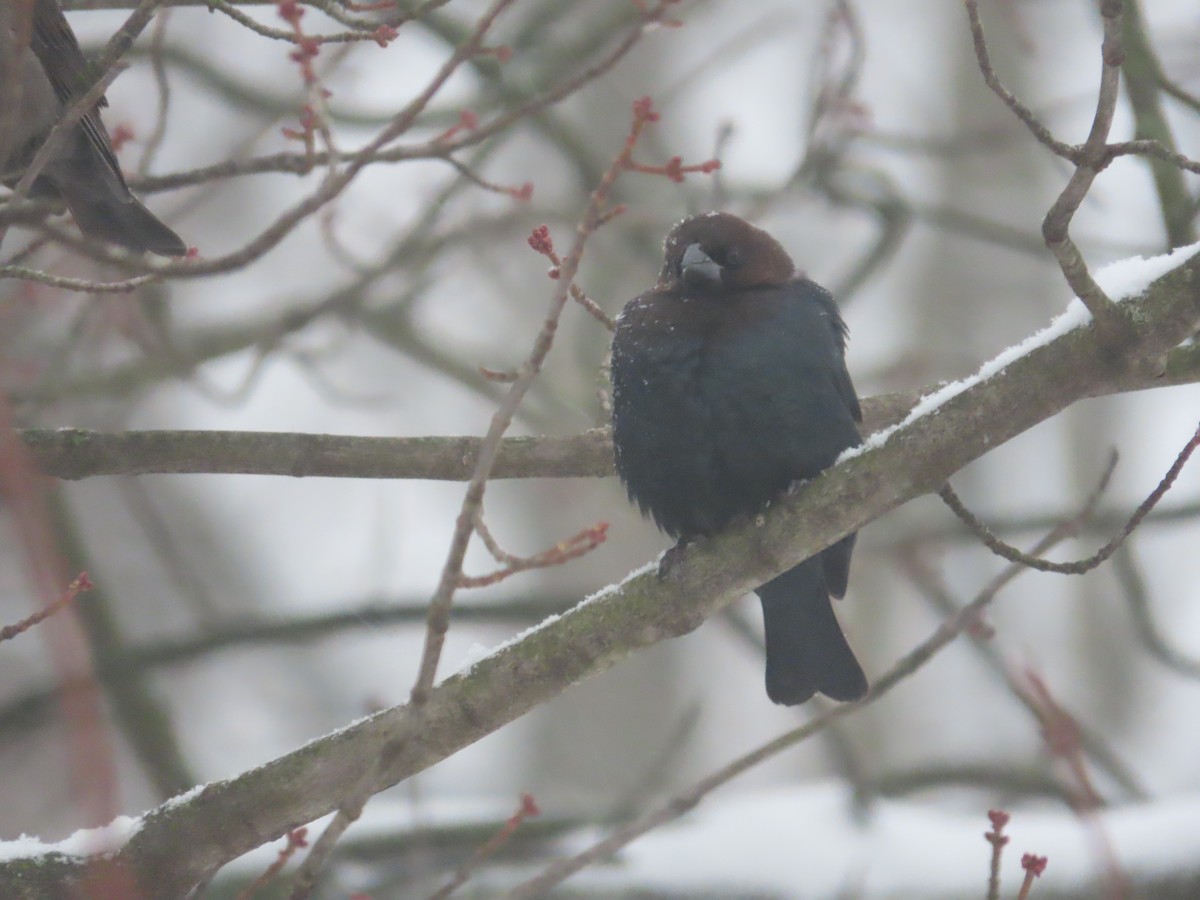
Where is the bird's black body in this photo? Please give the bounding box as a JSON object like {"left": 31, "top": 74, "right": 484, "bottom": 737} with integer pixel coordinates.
{"left": 0, "top": 0, "right": 186, "bottom": 256}
{"left": 610, "top": 212, "right": 867, "bottom": 705}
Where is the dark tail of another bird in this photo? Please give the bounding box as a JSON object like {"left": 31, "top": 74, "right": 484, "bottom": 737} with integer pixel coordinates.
{"left": 756, "top": 555, "right": 867, "bottom": 705}
{"left": 37, "top": 138, "right": 187, "bottom": 257}
{"left": 60, "top": 184, "right": 187, "bottom": 257}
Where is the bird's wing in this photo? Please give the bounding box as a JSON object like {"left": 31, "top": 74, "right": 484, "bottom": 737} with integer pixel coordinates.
{"left": 30, "top": 0, "right": 124, "bottom": 181}
{"left": 31, "top": 0, "right": 103, "bottom": 107}
{"left": 802, "top": 279, "right": 862, "bottom": 423}
{"left": 704, "top": 286, "right": 862, "bottom": 479}
{"left": 703, "top": 284, "right": 864, "bottom": 592}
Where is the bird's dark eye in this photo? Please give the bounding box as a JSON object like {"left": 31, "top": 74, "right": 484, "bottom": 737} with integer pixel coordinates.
{"left": 722, "top": 247, "right": 745, "bottom": 269}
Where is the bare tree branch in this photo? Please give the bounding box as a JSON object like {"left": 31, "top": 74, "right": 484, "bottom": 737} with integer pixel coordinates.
{"left": 939, "top": 421, "right": 1200, "bottom": 574}
{"left": 15, "top": 339, "right": 1200, "bottom": 480}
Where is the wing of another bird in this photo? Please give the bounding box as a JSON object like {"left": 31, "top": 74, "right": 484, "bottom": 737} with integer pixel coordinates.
{"left": 30, "top": 0, "right": 124, "bottom": 182}
{"left": 31, "top": 0, "right": 104, "bottom": 108}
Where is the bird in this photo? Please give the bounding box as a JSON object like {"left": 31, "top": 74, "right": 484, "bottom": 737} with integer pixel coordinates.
{"left": 0, "top": 0, "right": 187, "bottom": 256}
{"left": 610, "top": 211, "right": 868, "bottom": 705}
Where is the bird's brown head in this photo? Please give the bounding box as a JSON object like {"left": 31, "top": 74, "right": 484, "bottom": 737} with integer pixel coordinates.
{"left": 658, "top": 212, "right": 795, "bottom": 293}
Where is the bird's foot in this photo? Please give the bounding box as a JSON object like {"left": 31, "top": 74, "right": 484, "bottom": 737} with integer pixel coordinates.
{"left": 658, "top": 538, "right": 695, "bottom": 578}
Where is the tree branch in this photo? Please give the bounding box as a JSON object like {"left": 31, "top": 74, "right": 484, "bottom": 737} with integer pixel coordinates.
{"left": 17, "top": 340, "right": 1200, "bottom": 481}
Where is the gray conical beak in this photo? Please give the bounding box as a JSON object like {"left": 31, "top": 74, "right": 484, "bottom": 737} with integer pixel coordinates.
{"left": 680, "top": 242, "right": 722, "bottom": 287}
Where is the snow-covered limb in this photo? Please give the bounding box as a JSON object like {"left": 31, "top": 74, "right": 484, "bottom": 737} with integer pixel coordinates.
{"left": 2, "top": 249, "right": 1198, "bottom": 898}
{"left": 0, "top": 816, "right": 141, "bottom": 864}
{"left": 845, "top": 241, "right": 1200, "bottom": 458}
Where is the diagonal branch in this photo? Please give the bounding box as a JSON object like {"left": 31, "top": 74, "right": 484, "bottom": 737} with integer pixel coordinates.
{"left": 939, "top": 420, "right": 1200, "bottom": 574}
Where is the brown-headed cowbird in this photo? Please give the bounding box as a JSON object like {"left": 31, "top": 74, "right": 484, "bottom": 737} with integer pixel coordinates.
{"left": 610, "top": 212, "right": 867, "bottom": 705}
{"left": 0, "top": 0, "right": 186, "bottom": 256}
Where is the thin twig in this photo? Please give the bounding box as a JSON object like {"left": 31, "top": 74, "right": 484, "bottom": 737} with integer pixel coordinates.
{"left": 0, "top": 267, "right": 159, "bottom": 292}
{"left": 137, "top": 11, "right": 173, "bottom": 177}
{"left": 428, "top": 794, "right": 540, "bottom": 900}
{"left": 1113, "top": 543, "right": 1200, "bottom": 679}
{"left": 1156, "top": 71, "right": 1200, "bottom": 115}
{"left": 287, "top": 799, "right": 366, "bottom": 900}
{"left": 0, "top": 571, "right": 93, "bottom": 643}
{"left": 962, "top": 0, "right": 1130, "bottom": 332}
{"left": 235, "top": 829, "right": 308, "bottom": 900}
{"left": 462, "top": 514, "right": 608, "bottom": 589}
{"left": 1017, "top": 854, "right": 1048, "bottom": 900}
{"left": 985, "top": 809, "right": 1010, "bottom": 900}
{"left": 961, "top": 0, "right": 1076, "bottom": 161}
{"left": 1037, "top": 0, "right": 1127, "bottom": 328}
{"left": 940, "top": 422, "right": 1200, "bottom": 574}
{"left": 1104, "top": 138, "right": 1200, "bottom": 175}
{"left": 1017, "top": 672, "right": 1128, "bottom": 899}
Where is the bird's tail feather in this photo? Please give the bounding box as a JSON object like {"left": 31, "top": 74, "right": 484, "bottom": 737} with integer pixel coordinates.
{"left": 38, "top": 140, "right": 187, "bottom": 257}
{"left": 62, "top": 188, "right": 187, "bottom": 257}
{"left": 757, "top": 557, "right": 867, "bottom": 705}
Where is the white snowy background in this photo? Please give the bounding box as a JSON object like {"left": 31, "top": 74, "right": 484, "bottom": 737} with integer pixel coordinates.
{"left": 2, "top": 1, "right": 1200, "bottom": 897}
